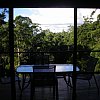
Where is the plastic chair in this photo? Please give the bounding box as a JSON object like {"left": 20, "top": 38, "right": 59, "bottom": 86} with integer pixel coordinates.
{"left": 68, "top": 56, "right": 99, "bottom": 94}
{"left": 31, "top": 65, "right": 58, "bottom": 100}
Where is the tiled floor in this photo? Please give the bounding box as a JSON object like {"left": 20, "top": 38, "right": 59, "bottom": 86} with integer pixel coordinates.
{"left": 0, "top": 75, "right": 100, "bottom": 100}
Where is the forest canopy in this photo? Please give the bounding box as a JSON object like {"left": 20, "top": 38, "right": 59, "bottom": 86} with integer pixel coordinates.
{"left": 0, "top": 8, "right": 100, "bottom": 76}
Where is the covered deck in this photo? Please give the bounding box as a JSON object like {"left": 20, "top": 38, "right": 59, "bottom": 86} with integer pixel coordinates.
{"left": 0, "top": 74, "right": 100, "bottom": 100}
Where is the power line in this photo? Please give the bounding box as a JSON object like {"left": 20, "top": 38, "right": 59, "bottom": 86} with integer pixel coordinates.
{"left": 39, "top": 23, "right": 73, "bottom": 25}
{"left": 38, "top": 23, "right": 82, "bottom": 25}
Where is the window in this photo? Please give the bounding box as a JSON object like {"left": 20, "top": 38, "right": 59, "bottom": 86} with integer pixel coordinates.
{"left": 1, "top": 6, "right": 100, "bottom": 100}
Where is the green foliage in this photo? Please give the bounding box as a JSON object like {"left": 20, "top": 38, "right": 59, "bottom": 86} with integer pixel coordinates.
{"left": 1, "top": 9, "right": 100, "bottom": 74}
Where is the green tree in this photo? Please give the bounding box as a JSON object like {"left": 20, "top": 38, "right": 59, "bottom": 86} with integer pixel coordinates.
{"left": 0, "top": 8, "right": 9, "bottom": 76}
{"left": 14, "top": 15, "right": 41, "bottom": 65}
